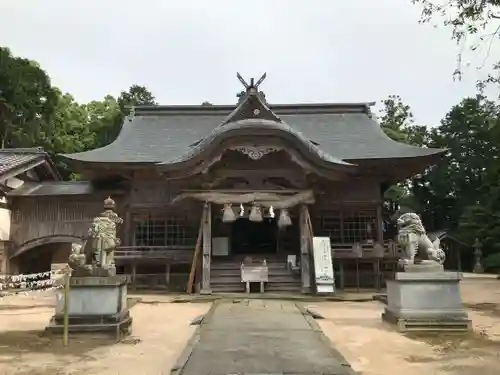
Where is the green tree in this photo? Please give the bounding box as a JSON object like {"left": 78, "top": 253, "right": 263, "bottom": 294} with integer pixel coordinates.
{"left": 92, "top": 85, "right": 157, "bottom": 148}
{"left": 85, "top": 96, "right": 121, "bottom": 149}
{"left": 378, "top": 95, "right": 415, "bottom": 143}
{"left": 412, "top": 96, "right": 500, "bottom": 232}
{"left": 0, "top": 47, "right": 59, "bottom": 148}
{"left": 412, "top": 0, "right": 500, "bottom": 85}
{"left": 117, "top": 84, "right": 156, "bottom": 110}
{"left": 377, "top": 95, "right": 427, "bottom": 213}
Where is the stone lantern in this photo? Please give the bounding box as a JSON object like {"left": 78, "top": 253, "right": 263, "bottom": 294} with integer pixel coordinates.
{"left": 473, "top": 238, "right": 484, "bottom": 274}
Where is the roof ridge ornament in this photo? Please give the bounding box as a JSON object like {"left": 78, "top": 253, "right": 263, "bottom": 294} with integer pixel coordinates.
{"left": 236, "top": 72, "right": 267, "bottom": 104}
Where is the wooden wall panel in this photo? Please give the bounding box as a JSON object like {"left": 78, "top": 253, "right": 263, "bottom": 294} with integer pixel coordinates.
{"left": 10, "top": 196, "right": 125, "bottom": 247}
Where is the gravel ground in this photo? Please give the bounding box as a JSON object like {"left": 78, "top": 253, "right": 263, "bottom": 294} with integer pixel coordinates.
{"left": 0, "top": 277, "right": 498, "bottom": 375}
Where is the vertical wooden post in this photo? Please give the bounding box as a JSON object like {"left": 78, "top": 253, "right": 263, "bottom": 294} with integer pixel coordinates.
{"left": 165, "top": 263, "right": 171, "bottom": 286}
{"left": 131, "top": 262, "right": 136, "bottom": 288}
{"left": 187, "top": 211, "right": 205, "bottom": 294}
{"left": 62, "top": 268, "right": 70, "bottom": 347}
{"left": 124, "top": 208, "right": 132, "bottom": 246}
{"left": 376, "top": 204, "right": 384, "bottom": 244}
{"left": 299, "top": 205, "right": 311, "bottom": 294}
{"left": 201, "top": 203, "right": 212, "bottom": 294}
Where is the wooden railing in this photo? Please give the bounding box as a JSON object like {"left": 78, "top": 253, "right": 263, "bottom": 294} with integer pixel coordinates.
{"left": 115, "top": 246, "right": 194, "bottom": 263}
{"left": 329, "top": 242, "right": 400, "bottom": 290}
{"left": 330, "top": 241, "right": 401, "bottom": 259}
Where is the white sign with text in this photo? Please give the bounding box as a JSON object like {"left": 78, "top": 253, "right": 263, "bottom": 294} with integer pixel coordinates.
{"left": 312, "top": 236, "right": 335, "bottom": 293}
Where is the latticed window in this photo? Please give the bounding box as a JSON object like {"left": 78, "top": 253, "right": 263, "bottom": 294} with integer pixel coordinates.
{"left": 318, "top": 211, "right": 342, "bottom": 243}
{"left": 133, "top": 214, "right": 197, "bottom": 247}
{"left": 316, "top": 208, "right": 377, "bottom": 243}
{"left": 342, "top": 209, "right": 377, "bottom": 243}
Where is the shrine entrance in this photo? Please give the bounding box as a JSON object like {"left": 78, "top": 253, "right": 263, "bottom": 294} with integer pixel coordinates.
{"left": 230, "top": 217, "right": 278, "bottom": 255}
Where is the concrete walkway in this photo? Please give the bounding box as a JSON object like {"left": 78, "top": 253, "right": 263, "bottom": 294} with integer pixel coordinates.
{"left": 171, "top": 299, "right": 355, "bottom": 375}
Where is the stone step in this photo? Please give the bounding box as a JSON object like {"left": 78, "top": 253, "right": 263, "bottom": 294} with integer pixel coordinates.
{"left": 265, "top": 284, "right": 302, "bottom": 292}
{"left": 211, "top": 277, "right": 301, "bottom": 285}
{"left": 211, "top": 268, "right": 297, "bottom": 277}
{"left": 211, "top": 263, "right": 291, "bottom": 270}
{"left": 211, "top": 284, "right": 245, "bottom": 293}
{"left": 211, "top": 282, "right": 302, "bottom": 293}
{"left": 211, "top": 284, "right": 301, "bottom": 293}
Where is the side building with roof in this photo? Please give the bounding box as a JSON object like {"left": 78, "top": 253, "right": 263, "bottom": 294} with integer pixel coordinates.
{"left": 6, "top": 76, "right": 445, "bottom": 292}
{"left": 0, "top": 148, "right": 60, "bottom": 274}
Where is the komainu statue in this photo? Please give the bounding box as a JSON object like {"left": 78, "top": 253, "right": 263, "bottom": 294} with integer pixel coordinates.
{"left": 396, "top": 212, "right": 446, "bottom": 267}
{"left": 68, "top": 196, "right": 123, "bottom": 277}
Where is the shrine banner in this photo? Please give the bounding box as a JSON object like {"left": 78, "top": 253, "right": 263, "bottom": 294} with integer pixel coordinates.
{"left": 312, "top": 237, "right": 335, "bottom": 293}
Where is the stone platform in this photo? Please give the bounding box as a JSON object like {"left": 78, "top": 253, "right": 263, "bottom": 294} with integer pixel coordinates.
{"left": 382, "top": 271, "right": 471, "bottom": 332}
{"left": 46, "top": 276, "right": 132, "bottom": 340}
{"left": 171, "top": 299, "right": 355, "bottom": 375}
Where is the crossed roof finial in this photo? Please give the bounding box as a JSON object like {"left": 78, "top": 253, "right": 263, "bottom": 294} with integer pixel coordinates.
{"left": 236, "top": 72, "right": 267, "bottom": 91}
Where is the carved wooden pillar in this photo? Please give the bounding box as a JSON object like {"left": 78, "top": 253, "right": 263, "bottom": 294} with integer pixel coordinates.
{"left": 299, "top": 205, "right": 312, "bottom": 294}
{"left": 376, "top": 204, "right": 384, "bottom": 244}
{"left": 201, "top": 203, "right": 212, "bottom": 294}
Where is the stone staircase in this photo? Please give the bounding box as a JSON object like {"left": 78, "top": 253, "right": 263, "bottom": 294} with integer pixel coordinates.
{"left": 210, "top": 255, "right": 302, "bottom": 293}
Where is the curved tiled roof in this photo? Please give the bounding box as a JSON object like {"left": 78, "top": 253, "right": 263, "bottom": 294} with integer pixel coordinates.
{"left": 159, "top": 118, "right": 354, "bottom": 166}
{"left": 63, "top": 104, "right": 445, "bottom": 164}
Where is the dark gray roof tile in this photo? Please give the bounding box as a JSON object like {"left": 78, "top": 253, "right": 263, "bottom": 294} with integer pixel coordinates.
{"left": 63, "top": 104, "right": 445, "bottom": 164}
{"left": 0, "top": 148, "right": 45, "bottom": 174}
{"left": 8, "top": 181, "right": 124, "bottom": 196}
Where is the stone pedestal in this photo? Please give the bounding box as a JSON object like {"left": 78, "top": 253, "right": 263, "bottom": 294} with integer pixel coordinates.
{"left": 382, "top": 271, "right": 471, "bottom": 332}
{"left": 46, "top": 276, "right": 132, "bottom": 339}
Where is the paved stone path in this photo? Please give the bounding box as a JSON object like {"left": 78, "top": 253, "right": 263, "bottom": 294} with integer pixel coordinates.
{"left": 172, "top": 299, "right": 354, "bottom": 375}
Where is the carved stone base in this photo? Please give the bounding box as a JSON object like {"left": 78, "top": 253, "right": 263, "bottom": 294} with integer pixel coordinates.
{"left": 72, "top": 265, "right": 116, "bottom": 277}
{"left": 382, "top": 272, "right": 471, "bottom": 332}
{"left": 46, "top": 276, "right": 132, "bottom": 340}
{"left": 382, "top": 309, "right": 471, "bottom": 332}
{"left": 403, "top": 263, "right": 444, "bottom": 273}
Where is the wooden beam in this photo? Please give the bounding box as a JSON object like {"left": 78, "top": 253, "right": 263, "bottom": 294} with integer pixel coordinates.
{"left": 299, "top": 205, "right": 312, "bottom": 294}
{"left": 187, "top": 211, "right": 205, "bottom": 294}
{"left": 172, "top": 190, "right": 315, "bottom": 208}
{"left": 200, "top": 203, "right": 212, "bottom": 294}
{"left": 376, "top": 204, "right": 384, "bottom": 243}
{"left": 182, "top": 189, "right": 310, "bottom": 194}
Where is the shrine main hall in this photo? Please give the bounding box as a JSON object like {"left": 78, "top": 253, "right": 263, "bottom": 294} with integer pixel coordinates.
{"left": 5, "top": 74, "right": 445, "bottom": 293}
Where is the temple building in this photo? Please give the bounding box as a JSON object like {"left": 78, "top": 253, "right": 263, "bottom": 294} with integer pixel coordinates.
{"left": 6, "top": 74, "right": 445, "bottom": 293}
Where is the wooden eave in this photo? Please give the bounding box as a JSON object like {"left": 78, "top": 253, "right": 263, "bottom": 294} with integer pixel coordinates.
{"left": 350, "top": 152, "right": 446, "bottom": 183}
{"left": 0, "top": 156, "right": 60, "bottom": 182}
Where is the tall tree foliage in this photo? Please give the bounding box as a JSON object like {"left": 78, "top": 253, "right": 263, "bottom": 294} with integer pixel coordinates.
{"left": 0, "top": 46, "right": 157, "bottom": 178}
{"left": 412, "top": 96, "right": 500, "bottom": 232}
{"left": 377, "top": 95, "right": 425, "bottom": 217}
{"left": 0, "top": 47, "right": 59, "bottom": 148}
{"left": 91, "top": 86, "right": 157, "bottom": 149}
{"left": 378, "top": 95, "right": 415, "bottom": 143}
{"left": 412, "top": 0, "right": 500, "bottom": 86}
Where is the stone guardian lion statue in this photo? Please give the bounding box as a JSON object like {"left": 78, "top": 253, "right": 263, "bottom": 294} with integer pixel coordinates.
{"left": 396, "top": 212, "right": 446, "bottom": 266}
{"left": 67, "top": 197, "right": 122, "bottom": 277}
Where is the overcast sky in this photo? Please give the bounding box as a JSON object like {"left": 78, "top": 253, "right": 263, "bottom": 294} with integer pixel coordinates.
{"left": 1, "top": 0, "right": 499, "bottom": 126}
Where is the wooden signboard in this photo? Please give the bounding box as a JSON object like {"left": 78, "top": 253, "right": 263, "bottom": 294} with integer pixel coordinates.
{"left": 241, "top": 264, "right": 269, "bottom": 283}
{"left": 312, "top": 236, "right": 335, "bottom": 293}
